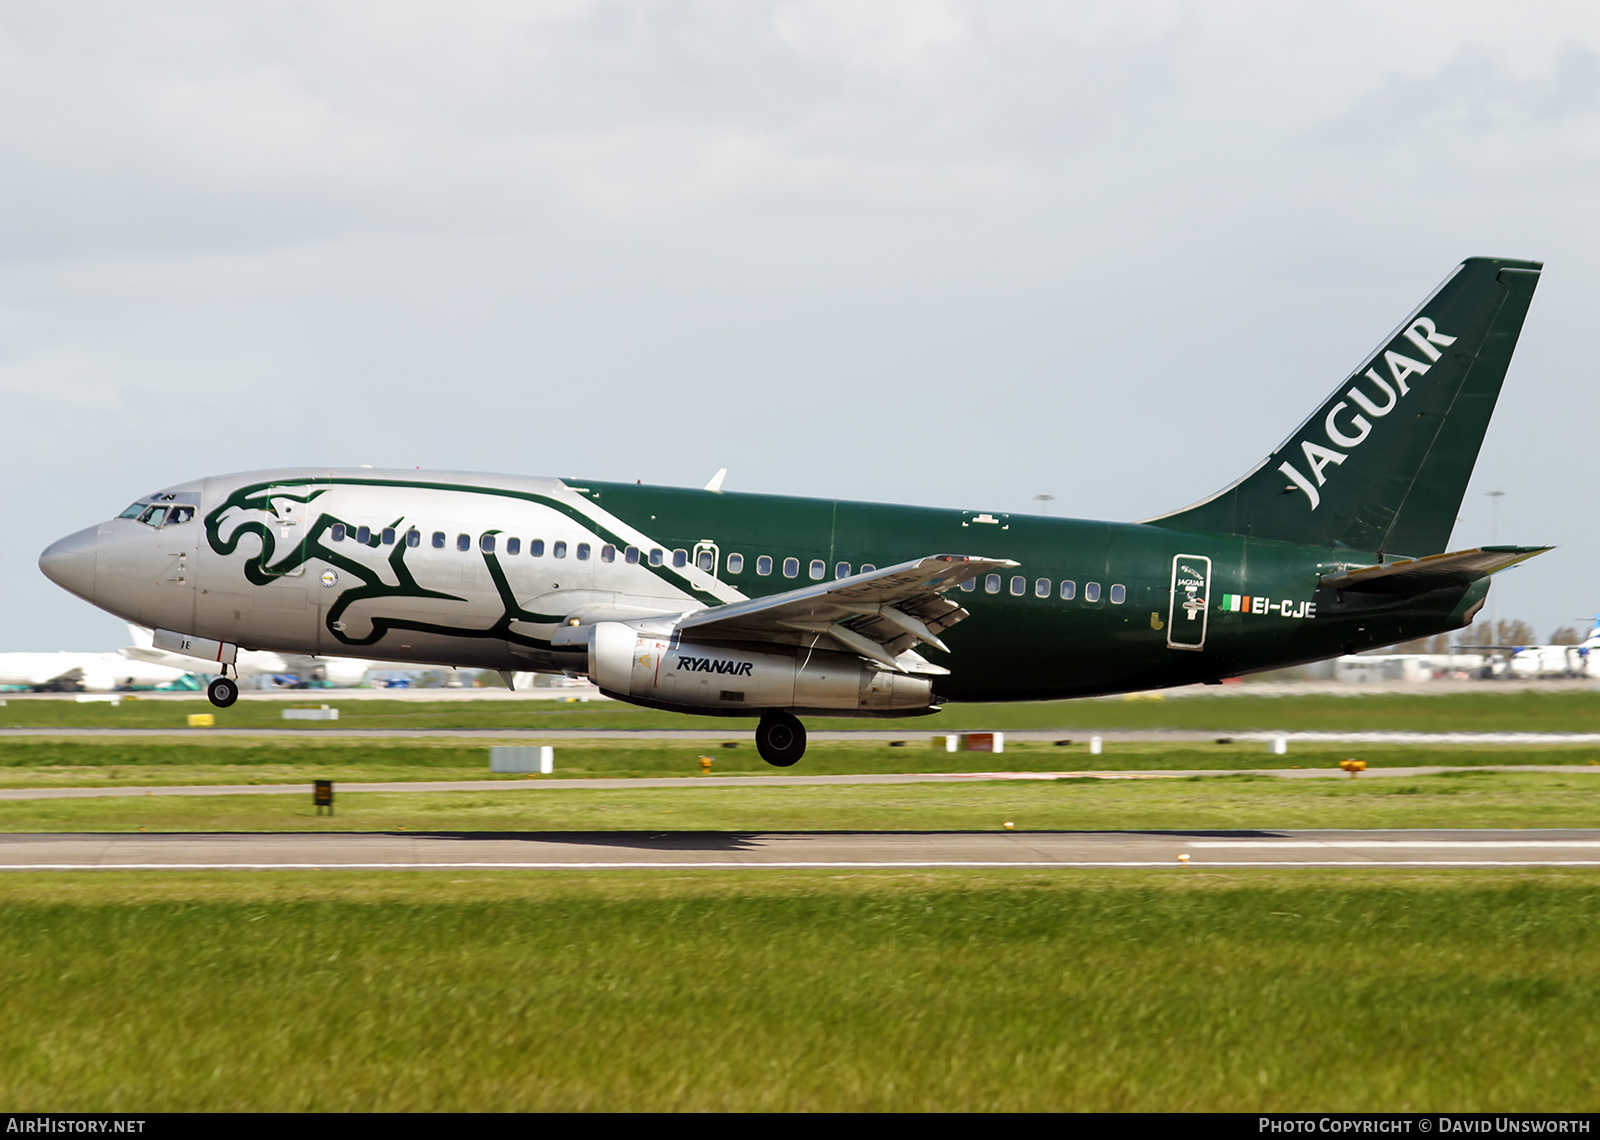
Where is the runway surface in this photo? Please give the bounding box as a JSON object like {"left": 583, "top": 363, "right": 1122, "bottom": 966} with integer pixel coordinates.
{"left": 4, "top": 829, "right": 1599, "bottom": 869}
{"left": 2, "top": 765, "right": 1597, "bottom": 801}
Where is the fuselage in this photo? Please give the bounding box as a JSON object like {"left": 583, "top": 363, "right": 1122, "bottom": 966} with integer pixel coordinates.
{"left": 39, "top": 467, "right": 1488, "bottom": 703}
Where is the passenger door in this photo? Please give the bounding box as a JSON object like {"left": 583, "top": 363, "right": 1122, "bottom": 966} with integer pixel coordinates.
{"left": 1166, "top": 555, "right": 1211, "bottom": 651}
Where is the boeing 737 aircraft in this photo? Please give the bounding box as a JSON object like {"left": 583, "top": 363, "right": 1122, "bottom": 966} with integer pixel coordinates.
{"left": 39, "top": 258, "right": 1547, "bottom": 765}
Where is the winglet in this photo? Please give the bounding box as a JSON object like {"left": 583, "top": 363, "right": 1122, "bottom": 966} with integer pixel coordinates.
{"left": 704, "top": 468, "right": 728, "bottom": 493}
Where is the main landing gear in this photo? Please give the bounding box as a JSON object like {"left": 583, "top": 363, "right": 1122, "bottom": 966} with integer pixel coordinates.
{"left": 206, "top": 675, "right": 239, "bottom": 709}
{"left": 755, "top": 712, "right": 807, "bottom": 767}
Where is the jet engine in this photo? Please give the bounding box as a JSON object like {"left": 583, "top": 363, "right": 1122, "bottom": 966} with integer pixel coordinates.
{"left": 581, "top": 621, "right": 934, "bottom": 715}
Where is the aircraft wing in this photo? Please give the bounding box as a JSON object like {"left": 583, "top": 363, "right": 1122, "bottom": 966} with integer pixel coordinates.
{"left": 1319, "top": 545, "right": 1551, "bottom": 595}
{"left": 672, "top": 554, "right": 1017, "bottom": 673}
{"left": 31, "top": 662, "right": 86, "bottom": 686}
{"left": 0, "top": 656, "right": 83, "bottom": 687}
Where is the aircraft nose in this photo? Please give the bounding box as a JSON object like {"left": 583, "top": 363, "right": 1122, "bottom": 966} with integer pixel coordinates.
{"left": 39, "top": 525, "right": 99, "bottom": 603}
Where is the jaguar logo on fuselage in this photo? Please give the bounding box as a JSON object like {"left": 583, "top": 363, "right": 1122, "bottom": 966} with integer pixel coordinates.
{"left": 676, "top": 655, "right": 754, "bottom": 676}
{"left": 1280, "top": 317, "right": 1457, "bottom": 510}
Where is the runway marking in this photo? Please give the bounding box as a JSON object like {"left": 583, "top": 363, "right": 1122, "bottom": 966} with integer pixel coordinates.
{"left": 949, "top": 772, "right": 1187, "bottom": 780}
{"left": 1191, "top": 840, "right": 1600, "bottom": 848}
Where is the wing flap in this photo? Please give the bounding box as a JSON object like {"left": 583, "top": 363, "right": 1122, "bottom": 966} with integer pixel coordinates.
{"left": 674, "top": 554, "right": 1017, "bottom": 668}
{"left": 1319, "top": 545, "right": 1551, "bottom": 595}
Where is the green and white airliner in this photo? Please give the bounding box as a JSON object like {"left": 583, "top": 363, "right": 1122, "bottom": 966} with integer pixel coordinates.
{"left": 39, "top": 257, "right": 1547, "bottom": 765}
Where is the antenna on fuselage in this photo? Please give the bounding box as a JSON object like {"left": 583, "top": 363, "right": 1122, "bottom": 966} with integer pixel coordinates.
{"left": 705, "top": 468, "right": 728, "bottom": 492}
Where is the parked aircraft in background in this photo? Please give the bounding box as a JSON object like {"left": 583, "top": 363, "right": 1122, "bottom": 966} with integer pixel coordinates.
{"left": 40, "top": 258, "right": 1548, "bottom": 764}
{"left": 0, "top": 651, "right": 191, "bottom": 693}
{"left": 120, "top": 624, "right": 374, "bottom": 687}
{"left": 1482, "top": 616, "right": 1600, "bottom": 680}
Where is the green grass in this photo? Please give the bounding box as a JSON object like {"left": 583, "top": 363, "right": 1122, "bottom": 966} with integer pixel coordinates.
{"left": 0, "top": 868, "right": 1596, "bottom": 1110}
{"left": 4, "top": 768, "right": 1597, "bottom": 832}
{"left": 7, "top": 687, "right": 1600, "bottom": 732}
{"left": 3, "top": 737, "right": 1600, "bottom": 789}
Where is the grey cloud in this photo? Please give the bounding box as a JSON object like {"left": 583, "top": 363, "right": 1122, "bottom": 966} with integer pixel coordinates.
{"left": 1305, "top": 43, "right": 1600, "bottom": 152}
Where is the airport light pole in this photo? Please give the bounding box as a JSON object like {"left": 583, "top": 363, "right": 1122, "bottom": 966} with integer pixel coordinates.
{"left": 1034, "top": 493, "right": 1055, "bottom": 515}
{"left": 1486, "top": 490, "right": 1506, "bottom": 645}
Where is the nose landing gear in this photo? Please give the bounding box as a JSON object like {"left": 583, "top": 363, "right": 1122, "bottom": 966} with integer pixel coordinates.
{"left": 755, "top": 712, "right": 807, "bottom": 767}
{"left": 206, "top": 674, "right": 239, "bottom": 709}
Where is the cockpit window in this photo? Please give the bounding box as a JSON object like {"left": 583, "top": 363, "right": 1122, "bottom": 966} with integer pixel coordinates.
{"left": 122, "top": 500, "right": 195, "bottom": 528}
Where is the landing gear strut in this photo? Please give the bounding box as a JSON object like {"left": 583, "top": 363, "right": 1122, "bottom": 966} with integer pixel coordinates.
{"left": 755, "top": 712, "right": 807, "bottom": 767}
{"left": 207, "top": 675, "right": 239, "bottom": 709}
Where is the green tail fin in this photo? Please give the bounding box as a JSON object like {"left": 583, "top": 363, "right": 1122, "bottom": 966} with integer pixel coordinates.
{"left": 1145, "top": 257, "right": 1541, "bottom": 555}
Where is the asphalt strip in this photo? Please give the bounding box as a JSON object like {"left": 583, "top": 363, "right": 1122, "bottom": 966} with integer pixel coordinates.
{"left": 1, "top": 765, "right": 1597, "bottom": 801}
{"left": 3, "top": 830, "right": 1600, "bottom": 870}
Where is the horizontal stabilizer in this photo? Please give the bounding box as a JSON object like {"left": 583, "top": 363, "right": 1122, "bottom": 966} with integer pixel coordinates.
{"left": 1319, "top": 545, "right": 1550, "bottom": 595}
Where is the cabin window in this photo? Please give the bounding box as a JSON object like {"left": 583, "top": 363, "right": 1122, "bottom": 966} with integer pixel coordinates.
{"left": 625, "top": 546, "right": 640, "bottom": 564}
{"left": 577, "top": 543, "right": 591, "bottom": 560}
{"left": 959, "top": 578, "right": 975, "bottom": 592}
{"left": 601, "top": 544, "right": 616, "bottom": 562}
{"left": 757, "top": 555, "right": 773, "bottom": 576}
{"left": 861, "top": 564, "right": 875, "bottom": 573}
{"left": 1035, "top": 578, "right": 1050, "bottom": 598}
{"left": 697, "top": 549, "right": 714, "bottom": 572}
{"left": 1010, "top": 576, "right": 1026, "bottom": 596}
{"left": 985, "top": 574, "right": 1001, "bottom": 594}
{"left": 554, "top": 541, "right": 568, "bottom": 558}
{"left": 406, "top": 530, "right": 421, "bottom": 548}
{"left": 1109, "top": 584, "right": 1126, "bottom": 604}
{"left": 1060, "top": 580, "right": 1076, "bottom": 600}
{"left": 506, "top": 537, "right": 521, "bottom": 556}
{"left": 805, "top": 559, "right": 823, "bottom": 580}
{"left": 457, "top": 534, "right": 471, "bottom": 552}
{"left": 1085, "top": 582, "right": 1101, "bottom": 602}
{"left": 356, "top": 526, "right": 371, "bottom": 544}
{"left": 432, "top": 531, "right": 445, "bottom": 549}
{"left": 480, "top": 534, "right": 495, "bottom": 553}
{"left": 331, "top": 524, "right": 347, "bottom": 542}
{"left": 782, "top": 557, "right": 799, "bottom": 578}
{"left": 835, "top": 562, "right": 851, "bottom": 579}
{"left": 649, "top": 548, "right": 663, "bottom": 566}
{"left": 727, "top": 553, "right": 745, "bottom": 574}
{"left": 530, "top": 539, "right": 545, "bottom": 557}
{"left": 381, "top": 528, "right": 396, "bottom": 545}
{"left": 665, "top": 549, "right": 683, "bottom": 568}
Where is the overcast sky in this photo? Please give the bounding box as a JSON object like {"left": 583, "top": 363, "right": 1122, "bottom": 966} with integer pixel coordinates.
{"left": 5, "top": 1, "right": 1599, "bottom": 650}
